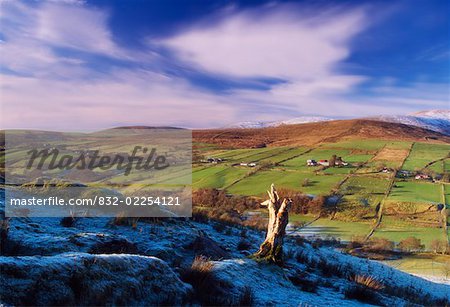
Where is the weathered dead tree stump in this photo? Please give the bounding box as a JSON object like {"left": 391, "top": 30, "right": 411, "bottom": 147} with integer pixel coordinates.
{"left": 254, "top": 184, "right": 292, "bottom": 265}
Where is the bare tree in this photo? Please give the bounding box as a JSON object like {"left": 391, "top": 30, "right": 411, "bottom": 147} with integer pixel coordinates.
{"left": 253, "top": 184, "right": 292, "bottom": 264}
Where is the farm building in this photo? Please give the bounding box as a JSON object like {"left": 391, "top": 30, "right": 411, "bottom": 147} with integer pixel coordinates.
{"left": 318, "top": 160, "right": 329, "bottom": 166}
{"left": 334, "top": 157, "right": 348, "bottom": 166}
{"left": 240, "top": 162, "right": 257, "bottom": 167}
{"left": 415, "top": 174, "right": 430, "bottom": 180}
{"left": 307, "top": 157, "right": 348, "bottom": 167}
{"left": 397, "top": 170, "right": 413, "bottom": 178}
{"left": 306, "top": 159, "right": 317, "bottom": 166}
{"left": 202, "top": 157, "right": 223, "bottom": 164}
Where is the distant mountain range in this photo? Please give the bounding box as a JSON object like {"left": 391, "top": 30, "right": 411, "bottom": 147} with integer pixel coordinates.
{"left": 226, "top": 110, "right": 450, "bottom": 135}
{"left": 369, "top": 110, "right": 450, "bottom": 136}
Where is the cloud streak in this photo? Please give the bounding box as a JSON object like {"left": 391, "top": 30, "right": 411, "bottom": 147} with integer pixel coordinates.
{"left": 0, "top": 1, "right": 447, "bottom": 131}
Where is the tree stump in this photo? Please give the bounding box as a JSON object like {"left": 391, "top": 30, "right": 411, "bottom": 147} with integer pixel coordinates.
{"left": 254, "top": 184, "right": 292, "bottom": 264}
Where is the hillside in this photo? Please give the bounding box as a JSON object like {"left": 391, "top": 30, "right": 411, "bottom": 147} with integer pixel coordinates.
{"left": 194, "top": 119, "right": 450, "bottom": 148}
{"left": 369, "top": 110, "right": 450, "bottom": 136}
{"left": 1, "top": 205, "right": 449, "bottom": 306}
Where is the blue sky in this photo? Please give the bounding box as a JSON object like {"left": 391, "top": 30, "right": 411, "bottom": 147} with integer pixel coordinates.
{"left": 0, "top": 0, "right": 448, "bottom": 130}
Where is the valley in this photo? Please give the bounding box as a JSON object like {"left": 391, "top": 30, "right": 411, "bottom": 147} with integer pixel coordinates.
{"left": 192, "top": 121, "right": 450, "bottom": 279}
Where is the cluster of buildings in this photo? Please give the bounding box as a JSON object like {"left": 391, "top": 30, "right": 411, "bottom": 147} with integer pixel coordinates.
{"left": 201, "top": 157, "right": 224, "bottom": 164}
{"left": 414, "top": 174, "right": 431, "bottom": 180}
{"left": 397, "top": 170, "right": 432, "bottom": 180}
{"left": 306, "top": 158, "right": 348, "bottom": 167}
{"left": 239, "top": 162, "right": 257, "bottom": 167}
{"left": 202, "top": 157, "right": 257, "bottom": 167}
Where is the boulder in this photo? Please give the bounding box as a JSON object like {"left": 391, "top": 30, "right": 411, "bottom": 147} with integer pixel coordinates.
{"left": 0, "top": 253, "right": 192, "bottom": 306}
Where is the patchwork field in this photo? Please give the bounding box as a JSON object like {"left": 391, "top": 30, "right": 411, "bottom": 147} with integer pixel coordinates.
{"left": 373, "top": 217, "right": 444, "bottom": 249}
{"left": 4, "top": 128, "right": 450, "bottom": 255}
{"left": 388, "top": 181, "right": 442, "bottom": 203}
{"left": 226, "top": 170, "right": 345, "bottom": 196}
{"left": 402, "top": 142, "right": 449, "bottom": 172}
{"left": 194, "top": 138, "right": 450, "bottom": 253}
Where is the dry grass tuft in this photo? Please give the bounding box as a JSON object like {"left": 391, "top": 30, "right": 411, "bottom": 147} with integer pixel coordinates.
{"left": 350, "top": 274, "right": 385, "bottom": 291}
{"left": 191, "top": 255, "right": 214, "bottom": 273}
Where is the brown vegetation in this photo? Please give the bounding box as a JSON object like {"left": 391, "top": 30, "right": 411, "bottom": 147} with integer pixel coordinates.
{"left": 430, "top": 239, "right": 450, "bottom": 255}
{"left": 192, "top": 188, "right": 328, "bottom": 229}
{"left": 350, "top": 274, "right": 385, "bottom": 291}
{"left": 397, "top": 237, "right": 424, "bottom": 252}
{"left": 193, "top": 119, "right": 450, "bottom": 148}
{"left": 373, "top": 147, "right": 409, "bottom": 165}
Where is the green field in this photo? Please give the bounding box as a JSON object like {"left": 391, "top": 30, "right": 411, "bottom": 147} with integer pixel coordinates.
{"left": 193, "top": 139, "right": 450, "bottom": 255}
{"left": 373, "top": 217, "right": 444, "bottom": 248}
{"left": 296, "top": 218, "right": 372, "bottom": 241}
{"left": 388, "top": 181, "right": 442, "bottom": 203}
{"left": 402, "top": 142, "right": 450, "bottom": 172}
{"left": 383, "top": 254, "right": 450, "bottom": 278}
{"left": 226, "top": 169, "right": 345, "bottom": 196}
{"left": 341, "top": 175, "right": 391, "bottom": 196}
{"left": 192, "top": 166, "right": 250, "bottom": 189}
{"left": 325, "top": 139, "right": 387, "bottom": 150}
{"left": 445, "top": 184, "right": 450, "bottom": 205}
{"left": 445, "top": 159, "right": 450, "bottom": 172}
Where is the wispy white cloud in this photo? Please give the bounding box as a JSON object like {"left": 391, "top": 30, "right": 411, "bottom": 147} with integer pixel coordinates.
{"left": 0, "top": 1, "right": 236, "bottom": 130}
{"left": 36, "top": 2, "right": 118, "bottom": 56}
{"left": 156, "top": 4, "right": 375, "bottom": 117}
{"left": 158, "top": 5, "right": 366, "bottom": 79}
{"left": 0, "top": 72, "right": 237, "bottom": 130}
{"left": 0, "top": 1, "right": 447, "bottom": 131}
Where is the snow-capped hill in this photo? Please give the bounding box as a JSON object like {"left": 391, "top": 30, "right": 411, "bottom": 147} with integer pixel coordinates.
{"left": 370, "top": 110, "right": 450, "bottom": 135}
{"left": 411, "top": 109, "right": 450, "bottom": 120}
{"left": 273, "top": 116, "right": 333, "bottom": 126}
{"left": 224, "top": 110, "right": 450, "bottom": 134}
{"left": 226, "top": 116, "right": 333, "bottom": 129}
{"left": 226, "top": 121, "right": 273, "bottom": 129}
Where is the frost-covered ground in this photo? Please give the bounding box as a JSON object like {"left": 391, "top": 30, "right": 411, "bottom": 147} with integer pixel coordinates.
{"left": 1, "top": 211, "right": 449, "bottom": 306}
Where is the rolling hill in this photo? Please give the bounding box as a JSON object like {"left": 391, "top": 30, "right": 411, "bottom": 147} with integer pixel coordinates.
{"left": 193, "top": 119, "right": 450, "bottom": 148}
{"left": 369, "top": 110, "right": 450, "bottom": 136}
{"left": 222, "top": 110, "right": 450, "bottom": 135}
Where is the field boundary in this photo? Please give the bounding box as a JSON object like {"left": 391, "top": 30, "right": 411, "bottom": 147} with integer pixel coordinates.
{"left": 223, "top": 146, "right": 319, "bottom": 191}
{"left": 441, "top": 183, "right": 449, "bottom": 244}
{"left": 274, "top": 147, "right": 315, "bottom": 165}
{"left": 335, "top": 144, "right": 387, "bottom": 192}
{"left": 364, "top": 142, "right": 414, "bottom": 241}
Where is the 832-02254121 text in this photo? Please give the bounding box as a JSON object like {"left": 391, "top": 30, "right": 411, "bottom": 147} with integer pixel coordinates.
{"left": 9, "top": 196, "right": 182, "bottom": 207}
